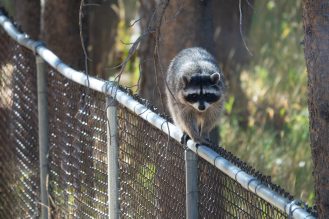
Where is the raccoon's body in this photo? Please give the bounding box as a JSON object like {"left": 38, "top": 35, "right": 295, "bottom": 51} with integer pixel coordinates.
{"left": 166, "top": 47, "right": 225, "bottom": 145}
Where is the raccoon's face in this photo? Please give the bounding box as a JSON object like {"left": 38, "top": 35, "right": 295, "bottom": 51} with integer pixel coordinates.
{"left": 181, "top": 72, "right": 222, "bottom": 112}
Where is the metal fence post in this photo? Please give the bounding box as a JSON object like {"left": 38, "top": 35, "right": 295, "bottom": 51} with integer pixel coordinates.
{"left": 185, "top": 149, "right": 199, "bottom": 219}
{"left": 36, "top": 55, "right": 49, "bottom": 219}
{"left": 106, "top": 95, "right": 120, "bottom": 219}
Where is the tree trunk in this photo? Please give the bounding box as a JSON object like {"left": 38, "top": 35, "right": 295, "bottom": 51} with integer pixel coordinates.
{"left": 14, "top": 0, "right": 40, "bottom": 39}
{"left": 303, "top": 1, "right": 329, "bottom": 218}
{"left": 138, "top": 0, "right": 158, "bottom": 107}
{"left": 88, "top": 0, "right": 119, "bottom": 78}
{"left": 139, "top": 0, "right": 215, "bottom": 113}
{"left": 41, "top": 0, "right": 84, "bottom": 69}
{"left": 213, "top": 0, "right": 254, "bottom": 128}
{"left": 138, "top": 2, "right": 225, "bottom": 217}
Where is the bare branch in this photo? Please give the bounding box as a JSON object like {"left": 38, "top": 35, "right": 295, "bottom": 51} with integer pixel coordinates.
{"left": 79, "top": 0, "right": 91, "bottom": 78}
{"left": 79, "top": 0, "right": 91, "bottom": 115}
{"left": 246, "top": 0, "right": 254, "bottom": 10}
{"left": 113, "top": 0, "right": 169, "bottom": 91}
{"left": 152, "top": 0, "right": 170, "bottom": 111}
{"left": 120, "top": 39, "right": 137, "bottom": 45}
{"left": 129, "top": 17, "right": 143, "bottom": 27}
{"left": 83, "top": 3, "right": 101, "bottom": 7}
{"left": 239, "top": 0, "right": 253, "bottom": 56}
{"left": 113, "top": 32, "right": 148, "bottom": 82}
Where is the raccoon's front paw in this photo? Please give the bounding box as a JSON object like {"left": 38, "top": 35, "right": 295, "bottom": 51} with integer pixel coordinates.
{"left": 181, "top": 132, "right": 191, "bottom": 145}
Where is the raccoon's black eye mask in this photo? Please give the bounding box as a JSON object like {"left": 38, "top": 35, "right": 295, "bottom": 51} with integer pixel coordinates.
{"left": 185, "top": 93, "right": 199, "bottom": 102}
{"left": 184, "top": 93, "right": 220, "bottom": 103}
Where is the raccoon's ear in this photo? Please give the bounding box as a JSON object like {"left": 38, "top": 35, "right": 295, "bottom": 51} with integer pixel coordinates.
{"left": 210, "top": 72, "right": 220, "bottom": 84}
{"left": 182, "top": 75, "right": 189, "bottom": 87}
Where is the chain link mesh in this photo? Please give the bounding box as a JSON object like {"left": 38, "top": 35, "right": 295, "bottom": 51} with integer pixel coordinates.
{"left": 118, "top": 106, "right": 186, "bottom": 218}
{"left": 0, "top": 20, "right": 315, "bottom": 218}
{"left": 0, "top": 27, "right": 39, "bottom": 218}
{"left": 47, "top": 67, "right": 109, "bottom": 218}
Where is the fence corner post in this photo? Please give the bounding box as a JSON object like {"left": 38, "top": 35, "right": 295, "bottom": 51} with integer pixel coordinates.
{"left": 36, "top": 55, "right": 49, "bottom": 219}
{"left": 106, "top": 94, "right": 120, "bottom": 219}
{"left": 185, "top": 149, "right": 199, "bottom": 219}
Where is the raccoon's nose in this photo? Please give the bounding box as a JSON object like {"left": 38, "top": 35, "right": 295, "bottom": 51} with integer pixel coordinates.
{"left": 198, "top": 104, "right": 205, "bottom": 111}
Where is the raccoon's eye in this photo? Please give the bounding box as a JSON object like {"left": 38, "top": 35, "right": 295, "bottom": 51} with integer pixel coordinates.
{"left": 204, "top": 93, "right": 211, "bottom": 98}
{"left": 185, "top": 93, "right": 199, "bottom": 103}
{"left": 204, "top": 93, "right": 220, "bottom": 103}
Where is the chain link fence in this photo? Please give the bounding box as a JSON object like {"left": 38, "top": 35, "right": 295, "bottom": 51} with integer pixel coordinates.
{"left": 0, "top": 27, "right": 39, "bottom": 218}
{"left": 0, "top": 11, "right": 316, "bottom": 218}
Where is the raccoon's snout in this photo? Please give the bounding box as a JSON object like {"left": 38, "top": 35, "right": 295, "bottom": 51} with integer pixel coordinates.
{"left": 198, "top": 104, "right": 205, "bottom": 111}
{"left": 194, "top": 102, "right": 209, "bottom": 112}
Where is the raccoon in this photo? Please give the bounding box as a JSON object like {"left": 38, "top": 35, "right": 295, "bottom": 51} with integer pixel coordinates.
{"left": 165, "top": 47, "right": 225, "bottom": 145}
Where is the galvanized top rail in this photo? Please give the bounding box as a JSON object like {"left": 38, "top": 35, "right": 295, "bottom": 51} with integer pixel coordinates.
{"left": 0, "top": 11, "right": 315, "bottom": 219}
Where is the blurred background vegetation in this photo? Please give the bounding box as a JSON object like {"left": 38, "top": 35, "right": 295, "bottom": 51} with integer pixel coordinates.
{"left": 222, "top": 0, "right": 313, "bottom": 204}
{"left": 1, "top": 0, "right": 314, "bottom": 205}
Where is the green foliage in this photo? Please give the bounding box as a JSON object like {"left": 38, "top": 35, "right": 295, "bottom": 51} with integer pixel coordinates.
{"left": 221, "top": 0, "right": 314, "bottom": 204}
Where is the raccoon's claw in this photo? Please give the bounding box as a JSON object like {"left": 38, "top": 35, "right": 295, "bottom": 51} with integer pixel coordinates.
{"left": 181, "top": 133, "right": 191, "bottom": 145}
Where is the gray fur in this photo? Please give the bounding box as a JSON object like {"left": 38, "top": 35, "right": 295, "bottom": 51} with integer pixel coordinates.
{"left": 166, "top": 47, "right": 225, "bottom": 145}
